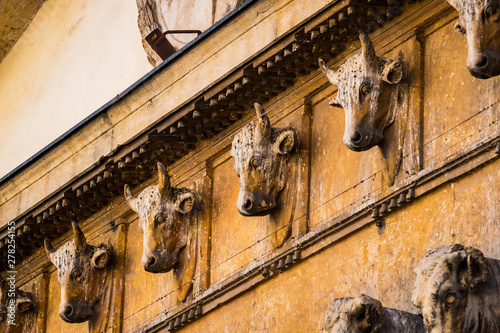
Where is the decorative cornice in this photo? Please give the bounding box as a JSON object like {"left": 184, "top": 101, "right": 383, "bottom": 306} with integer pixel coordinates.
{"left": 0, "top": 0, "right": 435, "bottom": 271}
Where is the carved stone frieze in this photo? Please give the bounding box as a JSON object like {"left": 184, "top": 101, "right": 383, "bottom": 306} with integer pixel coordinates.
{"left": 44, "top": 222, "right": 114, "bottom": 331}
{"left": 124, "top": 162, "right": 199, "bottom": 302}
{"left": 321, "top": 294, "right": 425, "bottom": 333}
{"left": 412, "top": 244, "right": 500, "bottom": 333}
{"left": 319, "top": 33, "right": 408, "bottom": 185}
{"left": 0, "top": 276, "right": 35, "bottom": 333}
{"left": 446, "top": 0, "right": 500, "bottom": 78}
{"left": 1, "top": 0, "right": 418, "bottom": 270}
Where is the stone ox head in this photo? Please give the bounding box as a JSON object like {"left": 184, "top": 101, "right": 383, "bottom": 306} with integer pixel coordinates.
{"left": 447, "top": 0, "right": 500, "bottom": 78}
{"left": 0, "top": 276, "right": 34, "bottom": 333}
{"left": 321, "top": 294, "right": 425, "bottom": 333}
{"left": 413, "top": 244, "right": 500, "bottom": 333}
{"left": 231, "top": 103, "right": 297, "bottom": 216}
{"left": 319, "top": 33, "right": 404, "bottom": 152}
{"left": 124, "top": 162, "right": 197, "bottom": 274}
{"left": 44, "top": 222, "right": 114, "bottom": 323}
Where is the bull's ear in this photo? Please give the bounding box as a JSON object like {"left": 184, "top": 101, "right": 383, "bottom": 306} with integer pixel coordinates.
{"left": 72, "top": 221, "right": 87, "bottom": 249}
{"left": 329, "top": 94, "right": 343, "bottom": 108}
{"left": 273, "top": 128, "right": 297, "bottom": 155}
{"left": 464, "top": 247, "right": 488, "bottom": 290}
{"left": 356, "top": 295, "right": 385, "bottom": 332}
{"left": 176, "top": 191, "right": 196, "bottom": 214}
{"left": 382, "top": 60, "right": 403, "bottom": 84}
{"left": 91, "top": 247, "right": 113, "bottom": 269}
{"left": 15, "top": 295, "right": 33, "bottom": 313}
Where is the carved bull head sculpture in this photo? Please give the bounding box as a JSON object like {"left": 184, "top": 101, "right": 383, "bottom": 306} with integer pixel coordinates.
{"left": 321, "top": 294, "right": 425, "bottom": 333}
{"left": 447, "top": 0, "right": 500, "bottom": 78}
{"left": 412, "top": 244, "right": 500, "bottom": 333}
{"left": 124, "top": 162, "right": 199, "bottom": 302}
{"left": 0, "top": 276, "right": 34, "bottom": 333}
{"left": 319, "top": 33, "right": 407, "bottom": 185}
{"left": 44, "top": 222, "right": 114, "bottom": 325}
{"left": 319, "top": 33, "right": 404, "bottom": 152}
{"left": 231, "top": 103, "right": 297, "bottom": 216}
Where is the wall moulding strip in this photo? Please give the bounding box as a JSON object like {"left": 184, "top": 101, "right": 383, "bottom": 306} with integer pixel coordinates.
{"left": 136, "top": 135, "right": 500, "bottom": 333}
{"left": 0, "top": 0, "right": 449, "bottom": 270}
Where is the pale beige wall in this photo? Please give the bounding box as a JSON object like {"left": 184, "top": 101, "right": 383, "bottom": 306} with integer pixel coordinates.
{"left": 0, "top": 0, "right": 152, "bottom": 179}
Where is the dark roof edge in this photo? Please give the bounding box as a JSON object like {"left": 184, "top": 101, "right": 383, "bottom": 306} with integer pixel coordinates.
{"left": 0, "top": 0, "right": 257, "bottom": 186}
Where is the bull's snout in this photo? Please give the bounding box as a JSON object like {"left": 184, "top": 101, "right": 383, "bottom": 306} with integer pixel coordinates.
{"left": 142, "top": 250, "right": 177, "bottom": 273}
{"left": 59, "top": 301, "right": 91, "bottom": 323}
{"left": 467, "top": 50, "right": 500, "bottom": 79}
{"left": 344, "top": 125, "right": 383, "bottom": 152}
{"left": 236, "top": 191, "right": 276, "bottom": 216}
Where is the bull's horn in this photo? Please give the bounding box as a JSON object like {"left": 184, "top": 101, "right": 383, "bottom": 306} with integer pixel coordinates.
{"left": 360, "top": 33, "right": 376, "bottom": 64}
{"left": 72, "top": 221, "right": 87, "bottom": 249}
{"left": 318, "top": 58, "right": 340, "bottom": 86}
{"left": 44, "top": 238, "right": 56, "bottom": 255}
{"left": 157, "top": 162, "right": 173, "bottom": 198}
{"left": 124, "top": 184, "right": 138, "bottom": 212}
{"left": 254, "top": 103, "right": 271, "bottom": 144}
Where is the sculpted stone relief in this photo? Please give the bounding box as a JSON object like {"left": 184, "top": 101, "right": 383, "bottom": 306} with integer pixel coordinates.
{"left": 0, "top": 276, "right": 35, "bottom": 333}
{"left": 321, "top": 245, "right": 500, "bottom": 333}
{"left": 321, "top": 294, "right": 425, "bottom": 333}
{"left": 44, "top": 222, "right": 115, "bottom": 331}
{"left": 446, "top": 0, "right": 500, "bottom": 78}
{"left": 413, "top": 244, "right": 500, "bottom": 333}
{"left": 136, "top": 0, "right": 245, "bottom": 66}
{"left": 125, "top": 162, "right": 199, "bottom": 302}
{"left": 318, "top": 33, "right": 408, "bottom": 186}
{"left": 231, "top": 102, "right": 298, "bottom": 246}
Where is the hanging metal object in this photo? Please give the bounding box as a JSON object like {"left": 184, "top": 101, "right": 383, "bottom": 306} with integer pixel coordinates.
{"left": 146, "top": 28, "right": 202, "bottom": 60}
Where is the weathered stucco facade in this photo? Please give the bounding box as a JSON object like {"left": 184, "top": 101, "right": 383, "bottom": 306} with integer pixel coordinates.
{"left": 0, "top": 0, "right": 499, "bottom": 332}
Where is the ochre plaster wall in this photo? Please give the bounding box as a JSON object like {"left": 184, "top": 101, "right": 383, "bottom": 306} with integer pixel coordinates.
{"left": 1, "top": 0, "right": 499, "bottom": 332}
{"left": 175, "top": 159, "right": 500, "bottom": 332}
{"left": 0, "top": 0, "right": 151, "bottom": 179}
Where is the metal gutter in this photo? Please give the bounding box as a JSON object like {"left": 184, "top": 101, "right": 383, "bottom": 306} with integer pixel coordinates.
{"left": 0, "top": 0, "right": 257, "bottom": 186}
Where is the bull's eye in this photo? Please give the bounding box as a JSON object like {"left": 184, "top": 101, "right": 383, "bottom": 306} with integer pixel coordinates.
{"left": 71, "top": 269, "right": 82, "bottom": 280}
{"left": 360, "top": 83, "right": 371, "bottom": 95}
{"left": 155, "top": 213, "right": 166, "bottom": 224}
{"left": 250, "top": 158, "right": 260, "bottom": 168}
{"left": 444, "top": 293, "right": 457, "bottom": 306}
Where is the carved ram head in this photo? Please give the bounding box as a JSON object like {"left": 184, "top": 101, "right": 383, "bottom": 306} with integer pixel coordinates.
{"left": 44, "top": 222, "right": 114, "bottom": 324}
{"left": 0, "top": 276, "right": 34, "bottom": 333}
{"left": 412, "top": 244, "right": 500, "bottom": 333}
{"left": 231, "top": 103, "right": 297, "bottom": 216}
{"left": 124, "top": 162, "right": 199, "bottom": 302}
{"left": 319, "top": 33, "right": 404, "bottom": 152}
{"left": 447, "top": 0, "right": 500, "bottom": 78}
{"left": 321, "top": 294, "right": 425, "bottom": 333}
